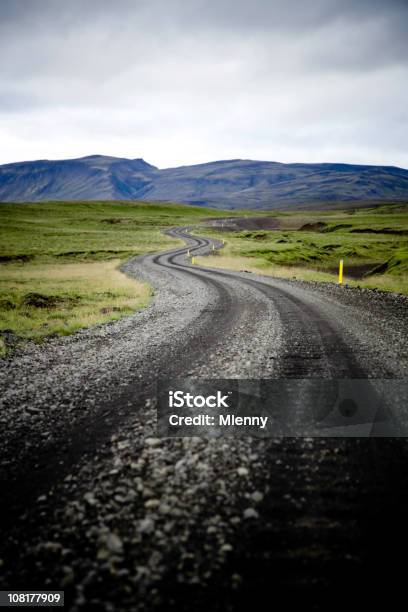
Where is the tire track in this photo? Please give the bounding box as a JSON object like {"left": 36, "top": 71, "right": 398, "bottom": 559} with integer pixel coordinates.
{"left": 1, "top": 225, "right": 407, "bottom": 611}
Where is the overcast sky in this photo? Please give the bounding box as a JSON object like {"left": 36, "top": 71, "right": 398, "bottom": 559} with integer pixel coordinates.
{"left": 0, "top": 0, "right": 407, "bottom": 168}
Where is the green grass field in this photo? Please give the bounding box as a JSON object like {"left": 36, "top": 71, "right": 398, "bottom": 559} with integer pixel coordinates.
{"left": 0, "top": 200, "right": 229, "bottom": 353}
{"left": 0, "top": 200, "right": 227, "bottom": 260}
{"left": 1, "top": 200, "right": 407, "bottom": 355}
{"left": 197, "top": 204, "right": 408, "bottom": 295}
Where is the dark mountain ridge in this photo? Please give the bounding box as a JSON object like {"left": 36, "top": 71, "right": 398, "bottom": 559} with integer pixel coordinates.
{"left": 1, "top": 154, "right": 407, "bottom": 209}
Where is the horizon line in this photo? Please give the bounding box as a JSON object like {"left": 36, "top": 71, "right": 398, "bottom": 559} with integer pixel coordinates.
{"left": 1, "top": 154, "right": 407, "bottom": 172}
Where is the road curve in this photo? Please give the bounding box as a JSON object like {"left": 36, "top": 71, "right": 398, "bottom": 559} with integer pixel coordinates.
{"left": 1, "top": 225, "right": 408, "bottom": 611}
{"left": 161, "top": 226, "right": 406, "bottom": 379}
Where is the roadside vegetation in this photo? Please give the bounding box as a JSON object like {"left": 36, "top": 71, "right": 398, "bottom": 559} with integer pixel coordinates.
{"left": 197, "top": 204, "right": 408, "bottom": 296}
{"left": 1, "top": 200, "right": 406, "bottom": 355}
{"left": 0, "top": 200, "right": 229, "bottom": 353}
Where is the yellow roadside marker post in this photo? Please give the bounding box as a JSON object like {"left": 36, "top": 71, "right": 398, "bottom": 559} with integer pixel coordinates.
{"left": 339, "top": 259, "right": 344, "bottom": 284}
{"left": 212, "top": 244, "right": 215, "bottom": 252}
{"left": 192, "top": 257, "right": 196, "bottom": 265}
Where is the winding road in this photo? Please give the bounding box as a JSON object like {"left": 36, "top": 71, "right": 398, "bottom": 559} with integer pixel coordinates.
{"left": 1, "top": 225, "right": 408, "bottom": 611}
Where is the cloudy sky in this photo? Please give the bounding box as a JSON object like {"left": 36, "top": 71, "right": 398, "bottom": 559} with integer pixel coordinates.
{"left": 0, "top": 0, "right": 407, "bottom": 168}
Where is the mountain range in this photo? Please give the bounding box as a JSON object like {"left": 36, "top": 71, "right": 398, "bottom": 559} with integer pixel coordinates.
{"left": 1, "top": 155, "right": 408, "bottom": 209}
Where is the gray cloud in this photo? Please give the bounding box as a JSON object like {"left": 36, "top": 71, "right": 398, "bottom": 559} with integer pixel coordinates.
{"left": 0, "top": 0, "right": 407, "bottom": 168}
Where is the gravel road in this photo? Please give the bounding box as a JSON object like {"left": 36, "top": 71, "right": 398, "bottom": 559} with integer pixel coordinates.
{"left": 1, "top": 226, "right": 408, "bottom": 611}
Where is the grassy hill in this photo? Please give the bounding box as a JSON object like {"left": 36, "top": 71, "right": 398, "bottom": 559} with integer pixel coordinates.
{"left": 0, "top": 200, "right": 228, "bottom": 353}
{"left": 198, "top": 204, "right": 408, "bottom": 295}
{"left": 1, "top": 199, "right": 406, "bottom": 355}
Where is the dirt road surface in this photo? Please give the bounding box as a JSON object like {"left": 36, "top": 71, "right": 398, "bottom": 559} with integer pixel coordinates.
{"left": 1, "top": 227, "right": 407, "bottom": 611}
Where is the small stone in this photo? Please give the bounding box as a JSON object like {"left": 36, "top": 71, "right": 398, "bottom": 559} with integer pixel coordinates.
{"left": 61, "top": 566, "right": 75, "bottom": 587}
{"left": 145, "top": 438, "right": 161, "bottom": 447}
{"left": 220, "top": 543, "right": 233, "bottom": 553}
{"left": 106, "top": 532, "right": 123, "bottom": 554}
{"left": 251, "top": 491, "right": 263, "bottom": 503}
{"left": 83, "top": 492, "right": 97, "bottom": 507}
{"left": 145, "top": 498, "right": 160, "bottom": 509}
{"left": 175, "top": 459, "right": 185, "bottom": 470}
{"left": 231, "top": 573, "right": 242, "bottom": 589}
{"left": 139, "top": 518, "right": 155, "bottom": 534}
{"left": 237, "top": 467, "right": 249, "bottom": 477}
{"left": 117, "top": 440, "right": 130, "bottom": 450}
{"left": 25, "top": 406, "right": 41, "bottom": 415}
{"left": 42, "top": 542, "right": 63, "bottom": 553}
{"left": 243, "top": 508, "right": 259, "bottom": 519}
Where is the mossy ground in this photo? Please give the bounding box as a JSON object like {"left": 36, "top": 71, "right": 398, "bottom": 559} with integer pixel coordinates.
{"left": 197, "top": 204, "right": 408, "bottom": 295}
{"left": 0, "top": 200, "right": 230, "bottom": 352}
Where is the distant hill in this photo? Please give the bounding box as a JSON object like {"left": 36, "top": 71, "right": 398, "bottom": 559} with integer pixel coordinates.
{"left": 1, "top": 155, "right": 408, "bottom": 209}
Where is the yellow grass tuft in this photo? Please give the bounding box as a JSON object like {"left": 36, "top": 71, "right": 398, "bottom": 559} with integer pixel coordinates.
{"left": 197, "top": 254, "right": 408, "bottom": 295}
{"left": 0, "top": 260, "right": 151, "bottom": 344}
{"left": 197, "top": 255, "right": 338, "bottom": 283}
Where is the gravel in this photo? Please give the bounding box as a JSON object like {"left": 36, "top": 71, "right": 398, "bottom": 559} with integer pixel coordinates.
{"left": 1, "top": 227, "right": 407, "bottom": 610}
